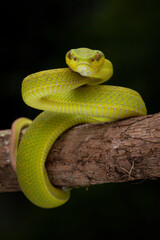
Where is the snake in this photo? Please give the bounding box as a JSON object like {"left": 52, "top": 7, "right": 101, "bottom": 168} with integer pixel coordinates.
{"left": 10, "top": 48, "right": 147, "bottom": 208}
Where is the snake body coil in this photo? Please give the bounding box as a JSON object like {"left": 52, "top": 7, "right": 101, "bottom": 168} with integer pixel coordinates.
{"left": 10, "top": 48, "right": 147, "bottom": 208}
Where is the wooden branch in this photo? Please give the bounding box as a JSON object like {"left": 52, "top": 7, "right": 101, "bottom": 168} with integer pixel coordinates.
{"left": 0, "top": 113, "right": 160, "bottom": 192}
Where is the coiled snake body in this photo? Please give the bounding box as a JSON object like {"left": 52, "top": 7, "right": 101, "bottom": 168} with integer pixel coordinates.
{"left": 10, "top": 48, "right": 147, "bottom": 208}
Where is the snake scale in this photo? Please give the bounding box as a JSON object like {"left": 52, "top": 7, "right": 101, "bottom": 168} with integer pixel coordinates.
{"left": 10, "top": 48, "right": 147, "bottom": 208}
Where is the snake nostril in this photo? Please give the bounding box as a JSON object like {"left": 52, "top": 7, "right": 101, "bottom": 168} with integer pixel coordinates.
{"left": 73, "top": 57, "right": 77, "bottom": 61}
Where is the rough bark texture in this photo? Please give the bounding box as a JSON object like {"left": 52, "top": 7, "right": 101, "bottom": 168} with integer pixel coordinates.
{"left": 0, "top": 113, "right": 160, "bottom": 192}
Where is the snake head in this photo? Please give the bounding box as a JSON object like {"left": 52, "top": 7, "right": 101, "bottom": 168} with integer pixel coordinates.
{"left": 65, "top": 48, "right": 105, "bottom": 76}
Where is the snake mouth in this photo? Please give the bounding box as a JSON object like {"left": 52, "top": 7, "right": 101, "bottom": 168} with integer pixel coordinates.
{"left": 76, "top": 63, "right": 95, "bottom": 76}
{"left": 78, "top": 62, "right": 90, "bottom": 65}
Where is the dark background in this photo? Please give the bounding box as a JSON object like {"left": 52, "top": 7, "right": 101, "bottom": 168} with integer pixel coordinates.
{"left": 0, "top": 0, "right": 160, "bottom": 239}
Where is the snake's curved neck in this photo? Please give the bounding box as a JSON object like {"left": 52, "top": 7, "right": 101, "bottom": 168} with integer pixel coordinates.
{"left": 88, "top": 59, "right": 113, "bottom": 85}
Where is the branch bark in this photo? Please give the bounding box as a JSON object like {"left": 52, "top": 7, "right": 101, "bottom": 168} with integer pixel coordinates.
{"left": 0, "top": 113, "right": 160, "bottom": 192}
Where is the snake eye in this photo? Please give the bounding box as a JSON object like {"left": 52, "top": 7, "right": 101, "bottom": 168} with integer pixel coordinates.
{"left": 68, "top": 51, "right": 73, "bottom": 59}
{"left": 96, "top": 52, "right": 100, "bottom": 61}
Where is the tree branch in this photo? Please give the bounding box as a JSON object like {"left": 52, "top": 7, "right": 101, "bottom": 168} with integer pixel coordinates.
{"left": 0, "top": 113, "right": 160, "bottom": 192}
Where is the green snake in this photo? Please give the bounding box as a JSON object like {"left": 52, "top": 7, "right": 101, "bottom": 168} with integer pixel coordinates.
{"left": 10, "top": 48, "right": 147, "bottom": 208}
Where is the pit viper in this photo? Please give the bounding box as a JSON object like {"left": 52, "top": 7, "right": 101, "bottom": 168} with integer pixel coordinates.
{"left": 10, "top": 48, "right": 147, "bottom": 208}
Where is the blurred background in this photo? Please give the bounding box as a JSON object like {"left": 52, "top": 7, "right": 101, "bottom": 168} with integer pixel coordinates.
{"left": 0, "top": 0, "right": 160, "bottom": 239}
